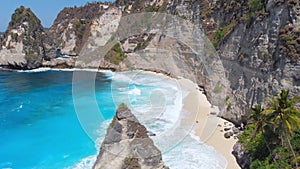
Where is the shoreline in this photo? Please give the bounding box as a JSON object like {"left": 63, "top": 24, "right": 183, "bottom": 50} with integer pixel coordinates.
{"left": 0, "top": 67, "right": 109, "bottom": 72}
{"left": 0, "top": 67, "right": 116, "bottom": 76}
{"left": 178, "top": 77, "right": 240, "bottom": 169}
{"left": 141, "top": 70, "right": 240, "bottom": 169}
{"left": 1, "top": 66, "right": 240, "bottom": 168}
{"left": 0, "top": 67, "right": 171, "bottom": 77}
{"left": 138, "top": 70, "right": 240, "bottom": 168}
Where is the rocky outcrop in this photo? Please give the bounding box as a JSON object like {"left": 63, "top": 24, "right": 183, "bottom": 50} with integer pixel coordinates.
{"left": 47, "top": 2, "right": 109, "bottom": 56}
{"left": 93, "top": 103, "right": 168, "bottom": 169}
{"left": 0, "top": 6, "right": 55, "bottom": 69}
{"left": 0, "top": 3, "right": 113, "bottom": 69}
{"left": 42, "top": 58, "right": 76, "bottom": 68}
{"left": 232, "top": 142, "right": 250, "bottom": 169}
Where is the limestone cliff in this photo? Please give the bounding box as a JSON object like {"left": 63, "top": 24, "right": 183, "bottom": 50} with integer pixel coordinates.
{"left": 0, "top": 1, "right": 298, "bottom": 125}
{"left": 165, "top": 0, "right": 300, "bottom": 124}
{"left": 94, "top": 0, "right": 299, "bottom": 125}
{"left": 47, "top": 2, "right": 109, "bottom": 56}
{"left": 62, "top": 0, "right": 299, "bottom": 126}
{"left": 93, "top": 103, "right": 168, "bottom": 169}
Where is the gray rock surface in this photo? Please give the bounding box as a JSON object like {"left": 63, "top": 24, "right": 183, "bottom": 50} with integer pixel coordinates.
{"left": 232, "top": 142, "right": 250, "bottom": 169}
{"left": 93, "top": 104, "right": 168, "bottom": 169}
{"left": 42, "top": 58, "right": 76, "bottom": 68}
{"left": 0, "top": 49, "right": 26, "bottom": 69}
{"left": 164, "top": 0, "right": 300, "bottom": 126}
{"left": 224, "top": 131, "right": 233, "bottom": 139}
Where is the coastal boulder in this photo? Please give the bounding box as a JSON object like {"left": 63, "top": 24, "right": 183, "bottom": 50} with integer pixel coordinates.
{"left": 93, "top": 103, "right": 168, "bottom": 169}
{"left": 224, "top": 131, "right": 233, "bottom": 139}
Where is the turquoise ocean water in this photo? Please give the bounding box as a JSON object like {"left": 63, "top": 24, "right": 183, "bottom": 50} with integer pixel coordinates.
{"left": 0, "top": 69, "right": 226, "bottom": 169}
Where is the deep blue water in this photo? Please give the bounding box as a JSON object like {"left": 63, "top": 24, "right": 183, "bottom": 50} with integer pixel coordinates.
{"left": 0, "top": 70, "right": 116, "bottom": 169}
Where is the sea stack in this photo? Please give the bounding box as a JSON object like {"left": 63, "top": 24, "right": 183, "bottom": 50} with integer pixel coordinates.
{"left": 0, "top": 6, "right": 55, "bottom": 69}
{"left": 93, "top": 103, "right": 168, "bottom": 169}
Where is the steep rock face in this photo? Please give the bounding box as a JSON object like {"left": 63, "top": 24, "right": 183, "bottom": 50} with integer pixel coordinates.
{"left": 66, "top": 0, "right": 299, "bottom": 125}
{"left": 76, "top": 6, "right": 122, "bottom": 68}
{"left": 93, "top": 104, "right": 168, "bottom": 169}
{"left": 163, "top": 0, "right": 300, "bottom": 124}
{"left": 216, "top": 0, "right": 299, "bottom": 123}
{"left": 118, "top": 34, "right": 219, "bottom": 106}
{"left": 0, "top": 6, "right": 54, "bottom": 69}
{"left": 47, "top": 2, "right": 108, "bottom": 56}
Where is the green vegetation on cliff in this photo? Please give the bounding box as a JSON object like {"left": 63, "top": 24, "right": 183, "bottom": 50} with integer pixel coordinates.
{"left": 240, "top": 90, "right": 300, "bottom": 169}
{"left": 200, "top": 0, "right": 266, "bottom": 48}
{"left": 250, "top": 0, "right": 264, "bottom": 11}
{"left": 279, "top": 24, "right": 300, "bottom": 61}
{"left": 116, "top": 0, "right": 168, "bottom": 14}
{"left": 104, "top": 43, "right": 126, "bottom": 65}
{"left": 4, "top": 6, "right": 46, "bottom": 58}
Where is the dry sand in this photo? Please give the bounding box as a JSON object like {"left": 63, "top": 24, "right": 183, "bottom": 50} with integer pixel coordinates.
{"left": 178, "top": 78, "right": 240, "bottom": 169}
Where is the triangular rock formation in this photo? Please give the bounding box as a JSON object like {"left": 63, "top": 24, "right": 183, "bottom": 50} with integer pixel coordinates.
{"left": 93, "top": 103, "right": 168, "bottom": 169}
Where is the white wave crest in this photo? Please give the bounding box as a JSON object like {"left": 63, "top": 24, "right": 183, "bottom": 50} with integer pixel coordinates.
{"left": 7, "top": 67, "right": 114, "bottom": 75}
{"left": 127, "top": 87, "right": 141, "bottom": 95}
{"left": 65, "top": 155, "right": 96, "bottom": 169}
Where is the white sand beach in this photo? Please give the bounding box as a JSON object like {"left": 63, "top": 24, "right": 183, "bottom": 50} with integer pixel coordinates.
{"left": 139, "top": 70, "right": 240, "bottom": 168}
{"left": 178, "top": 78, "right": 240, "bottom": 169}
